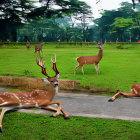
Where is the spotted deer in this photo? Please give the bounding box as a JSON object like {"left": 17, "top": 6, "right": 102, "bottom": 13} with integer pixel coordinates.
{"left": 34, "top": 42, "right": 44, "bottom": 53}
{"left": 108, "top": 84, "right": 140, "bottom": 102}
{"left": 0, "top": 53, "right": 69, "bottom": 133}
{"left": 74, "top": 41, "right": 104, "bottom": 75}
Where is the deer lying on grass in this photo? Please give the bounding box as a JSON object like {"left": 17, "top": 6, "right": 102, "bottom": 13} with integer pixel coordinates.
{"left": 0, "top": 53, "right": 69, "bottom": 133}
{"left": 108, "top": 84, "right": 140, "bottom": 102}
{"left": 74, "top": 41, "right": 104, "bottom": 75}
{"left": 26, "top": 41, "right": 30, "bottom": 49}
{"left": 34, "top": 42, "right": 44, "bottom": 53}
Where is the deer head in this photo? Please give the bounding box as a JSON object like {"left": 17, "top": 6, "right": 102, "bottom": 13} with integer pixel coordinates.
{"left": 36, "top": 52, "right": 60, "bottom": 93}
{"left": 96, "top": 41, "right": 104, "bottom": 50}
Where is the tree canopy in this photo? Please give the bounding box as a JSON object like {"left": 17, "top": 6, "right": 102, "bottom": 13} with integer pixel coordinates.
{"left": 93, "top": 1, "right": 140, "bottom": 42}
{"left": 0, "top": 0, "right": 91, "bottom": 41}
{"left": 0, "top": 0, "right": 140, "bottom": 42}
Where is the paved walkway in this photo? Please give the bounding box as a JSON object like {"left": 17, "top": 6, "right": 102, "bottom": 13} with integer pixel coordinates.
{"left": 0, "top": 87, "right": 140, "bottom": 121}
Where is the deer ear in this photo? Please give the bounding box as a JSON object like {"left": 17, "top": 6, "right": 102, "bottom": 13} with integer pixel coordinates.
{"left": 41, "top": 78, "right": 50, "bottom": 84}
{"left": 56, "top": 74, "right": 60, "bottom": 79}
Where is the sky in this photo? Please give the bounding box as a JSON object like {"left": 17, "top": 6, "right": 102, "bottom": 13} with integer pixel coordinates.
{"left": 81, "top": 0, "right": 132, "bottom": 18}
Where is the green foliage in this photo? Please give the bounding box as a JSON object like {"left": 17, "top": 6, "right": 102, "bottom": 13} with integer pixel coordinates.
{"left": 0, "top": 0, "right": 91, "bottom": 42}
{"left": 93, "top": 1, "right": 140, "bottom": 42}
{"left": 111, "top": 18, "right": 135, "bottom": 30}
{"left": 0, "top": 0, "right": 35, "bottom": 41}
{"left": 17, "top": 17, "right": 87, "bottom": 42}
{"left": 1, "top": 1, "right": 139, "bottom": 42}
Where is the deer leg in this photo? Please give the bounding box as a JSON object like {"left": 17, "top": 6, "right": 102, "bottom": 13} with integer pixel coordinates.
{"left": 41, "top": 106, "right": 70, "bottom": 119}
{"left": 60, "top": 108, "right": 70, "bottom": 119}
{"left": 74, "top": 64, "right": 80, "bottom": 75}
{"left": 94, "top": 64, "right": 100, "bottom": 75}
{"left": 81, "top": 65, "right": 84, "bottom": 75}
{"left": 47, "top": 101, "right": 61, "bottom": 117}
{"left": 108, "top": 91, "right": 138, "bottom": 102}
{"left": 0, "top": 108, "right": 6, "bottom": 132}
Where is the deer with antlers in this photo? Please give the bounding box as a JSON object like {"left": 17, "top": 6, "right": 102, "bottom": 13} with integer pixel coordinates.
{"left": 74, "top": 41, "right": 104, "bottom": 75}
{"left": 34, "top": 42, "right": 44, "bottom": 53}
{"left": 108, "top": 84, "right": 140, "bottom": 102}
{"left": 0, "top": 53, "right": 69, "bottom": 132}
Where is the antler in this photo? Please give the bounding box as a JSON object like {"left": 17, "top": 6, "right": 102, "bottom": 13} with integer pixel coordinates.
{"left": 36, "top": 52, "right": 49, "bottom": 77}
{"left": 36, "top": 53, "right": 60, "bottom": 78}
{"left": 51, "top": 54, "right": 60, "bottom": 79}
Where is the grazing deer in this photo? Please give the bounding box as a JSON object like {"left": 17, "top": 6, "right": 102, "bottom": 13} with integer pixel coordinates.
{"left": 0, "top": 53, "right": 69, "bottom": 133}
{"left": 26, "top": 41, "right": 30, "bottom": 49}
{"left": 74, "top": 41, "right": 103, "bottom": 75}
{"left": 108, "top": 84, "right": 140, "bottom": 102}
{"left": 34, "top": 42, "right": 44, "bottom": 53}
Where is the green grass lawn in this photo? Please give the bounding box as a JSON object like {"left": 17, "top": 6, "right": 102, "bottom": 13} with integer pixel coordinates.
{"left": 0, "top": 43, "right": 140, "bottom": 92}
{"left": 0, "top": 112, "right": 140, "bottom": 140}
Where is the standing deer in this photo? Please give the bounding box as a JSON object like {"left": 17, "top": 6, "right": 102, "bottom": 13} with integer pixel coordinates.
{"left": 74, "top": 41, "right": 104, "bottom": 75}
{"left": 0, "top": 53, "right": 69, "bottom": 133}
{"left": 26, "top": 41, "right": 30, "bottom": 49}
{"left": 108, "top": 84, "right": 140, "bottom": 102}
{"left": 34, "top": 42, "right": 44, "bottom": 53}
